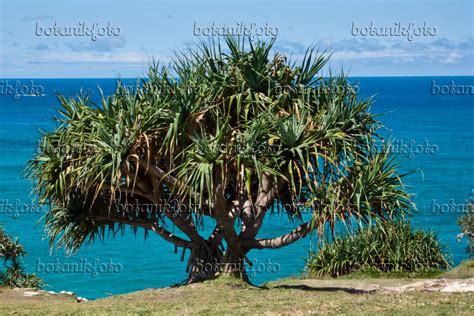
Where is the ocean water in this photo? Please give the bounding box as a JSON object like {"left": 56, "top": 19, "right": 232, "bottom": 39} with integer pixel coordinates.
{"left": 0, "top": 77, "right": 472, "bottom": 299}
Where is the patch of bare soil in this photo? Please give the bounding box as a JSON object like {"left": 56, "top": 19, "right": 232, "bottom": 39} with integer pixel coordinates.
{"left": 0, "top": 288, "right": 86, "bottom": 303}
{"left": 277, "top": 278, "right": 474, "bottom": 294}
{"left": 381, "top": 278, "right": 474, "bottom": 293}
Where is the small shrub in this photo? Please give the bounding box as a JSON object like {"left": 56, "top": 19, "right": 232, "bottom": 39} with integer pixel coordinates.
{"left": 0, "top": 226, "right": 43, "bottom": 288}
{"left": 306, "top": 221, "right": 450, "bottom": 277}
{"left": 457, "top": 194, "right": 473, "bottom": 254}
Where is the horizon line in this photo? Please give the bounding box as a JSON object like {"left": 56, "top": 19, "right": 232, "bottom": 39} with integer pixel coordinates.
{"left": 1, "top": 75, "right": 473, "bottom": 80}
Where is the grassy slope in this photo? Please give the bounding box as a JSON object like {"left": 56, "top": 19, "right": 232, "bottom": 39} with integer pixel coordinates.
{"left": 442, "top": 259, "right": 474, "bottom": 279}
{"left": 0, "top": 260, "right": 472, "bottom": 315}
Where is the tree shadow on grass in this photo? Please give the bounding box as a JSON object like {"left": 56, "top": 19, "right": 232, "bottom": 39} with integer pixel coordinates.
{"left": 273, "top": 284, "right": 377, "bottom": 294}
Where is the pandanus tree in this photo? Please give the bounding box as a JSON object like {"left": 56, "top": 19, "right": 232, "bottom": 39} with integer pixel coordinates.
{"left": 27, "top": 37, "right": 413, "bottom": 283}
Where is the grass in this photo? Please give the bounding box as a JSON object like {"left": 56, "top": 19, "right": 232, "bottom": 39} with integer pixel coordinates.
{"left": 335, "top": 267, "right": 445, "bottom": 280}
{"left": 0, "top": 272, "right": 472, "bottom": 315}
{"left": 303, "top": 258, "right": 473, "bottom": 281}
{"left": 339, "top": 259, "right": 474, "bottom": 279}
{"left": 0, "top": 260, "right": 471, "bottom": 315}
{"left": 442, "top": 259, "right": 474, "bottom": 279}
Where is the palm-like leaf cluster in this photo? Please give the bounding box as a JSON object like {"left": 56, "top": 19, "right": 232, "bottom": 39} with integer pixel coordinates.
{"left": 0, "top": 226, "right": 43, "bottom": 288}
{"left": 306, "top": 221, "right": 450, "bottom": 277}
{"left": 27, "top": 37, "right": 413, "bottom": 255}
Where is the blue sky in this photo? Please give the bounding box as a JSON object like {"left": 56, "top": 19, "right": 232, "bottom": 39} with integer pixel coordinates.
{"left": 1, "top": 0, "right": 473, "bottom": 78}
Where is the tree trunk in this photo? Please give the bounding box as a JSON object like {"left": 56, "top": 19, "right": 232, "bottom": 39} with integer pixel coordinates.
{"left": 186, "top": 241, "right": 223, "bottom": 283}
{"left": 219, "top": 249, "right": 249, "bottom": 283}
{"left": 185, "top": 241, "right": 249, "bottom": 284}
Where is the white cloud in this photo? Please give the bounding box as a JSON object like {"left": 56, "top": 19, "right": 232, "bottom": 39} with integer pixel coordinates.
{"left": 442, "top": 52, "right": 462, "bottom": 64}
{"left": 30, "top": 52, "right": 157, "bottom": 63}
{"left": 273, "top": 37, "right": 470, "bottom": 67}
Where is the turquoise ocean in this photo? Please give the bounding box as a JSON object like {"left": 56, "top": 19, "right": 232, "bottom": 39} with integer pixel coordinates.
{"left": 0, "top": 76, "right": 472, "bottom": 299}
